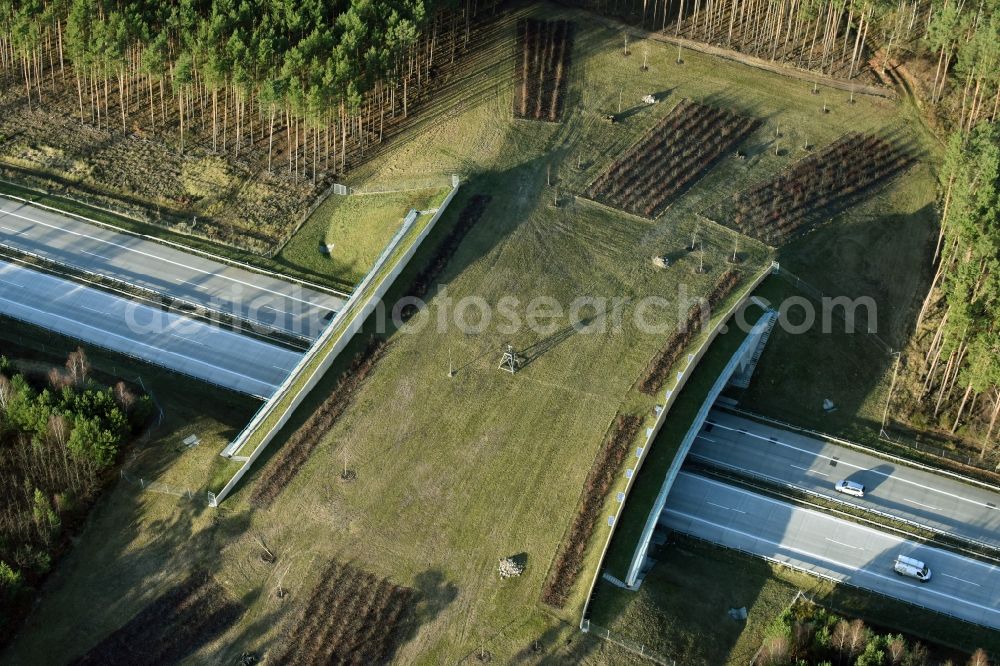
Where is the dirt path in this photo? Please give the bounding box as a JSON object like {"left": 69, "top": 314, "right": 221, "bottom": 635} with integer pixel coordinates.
{"left": 575, "top": 8, "right": 896, "bottom": 100}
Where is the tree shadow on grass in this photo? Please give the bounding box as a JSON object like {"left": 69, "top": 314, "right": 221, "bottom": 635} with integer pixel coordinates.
{"left": 391, "top": 568, "right": 460, "bottom": 661}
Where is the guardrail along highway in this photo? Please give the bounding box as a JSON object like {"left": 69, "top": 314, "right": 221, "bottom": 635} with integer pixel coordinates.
{"left": 0, "top": 196, "right": 344, "bottom": 340}
{"left": 661, "top": 471, "right": 1000, "bottom": 629}
{"left": 692, "top": 410, "right": 1000, "bottom": 548}
{"left": 0, "top": 260, "right": 300, "bottom": 398}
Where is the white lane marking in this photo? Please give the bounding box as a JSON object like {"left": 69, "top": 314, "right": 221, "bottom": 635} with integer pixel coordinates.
{"left": 903, "top": 497, "right": 940, "bottom": 510}
{"left": 676, "top": 471, "right": 1000, "bottom": 571}
{"left": 788, "top": 463, "right": 830, "bottom": 476}
{"left": 81, "top": 249, "right": 112, "bottom": 260}
{"left": 706, "top": 419, "right": 1000, "bottom": 511}
{"left": 941, "top": 573, "right": 981, "bottom": 587}
{"left": 706, "top": 501, "right": 746, "bottom": 514}
{"left": 0, "top": 203, "right": 336, "bottom": 313}
{"left": 662, "top": 499, "right": 1000, "bottom": 618}
{"left": 696, "top": 434, "right": 717, "bottom": 443}
{"left": 825, "top": 538, "right": 862, "bottom": 550}
{"left": 169, "top": 333, "right": 205, "bottom": 346}
{"left": 788, "top": 463, "right": 829, "bottom": 477}
{"left": 0, "top": 225, "right": 15, "bottom": 231}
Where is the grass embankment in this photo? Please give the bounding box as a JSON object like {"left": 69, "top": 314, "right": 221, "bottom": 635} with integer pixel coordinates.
{"left": 590, "top": 537, "right": 1000, "bottom": 665}
{"left": 275, "top": 187, "right": 451, "bottom": 287}
{"left": 738, "top": 125, "right": 938, "bottom": 442}
{"left": 3, "top": 1, "right": 933, "bottom": 663}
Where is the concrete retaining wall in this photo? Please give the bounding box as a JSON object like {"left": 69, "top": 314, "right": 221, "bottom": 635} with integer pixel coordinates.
{"left": 209, "top": 181, "right": 461, "bottom": 506}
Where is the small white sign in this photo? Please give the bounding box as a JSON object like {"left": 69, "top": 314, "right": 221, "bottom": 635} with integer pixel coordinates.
{"left": 636, "top": 447, "right": 643, "bottom": 458}
{"left": 625, "top": 468, "right": 634, "bottom": 479}
{"left": 616, "top": 492, "right": 626, "bottom": 503}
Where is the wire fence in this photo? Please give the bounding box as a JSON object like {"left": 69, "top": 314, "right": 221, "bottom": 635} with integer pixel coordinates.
{"left": 674, "top": 532, "right": 996, "bottom": 634}
{"left": 582, "top": 620, "right": 676, "bottom": 665}
{"left": 688, "top": 455, "right": 1000, "bottom": 558}
{"left": 119, "top": 469, "right": 200, "bottom": 501}
{"left": 774, "top": 265, "right": 894, "bottom": 355}
{"left": 879, "top": 430, "right": 1000, "bottom": 475}
{"left": 0, "top": 173, "right": 173, "bottom": 227}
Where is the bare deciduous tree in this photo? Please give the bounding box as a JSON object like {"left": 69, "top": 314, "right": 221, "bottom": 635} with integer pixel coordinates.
{"left": 887, "top": 635, "right": 907, "bottom": 664}
{"left": 759, "top": 635, "right": 790, "bottom": 666}
{"left": 831, "top": 619, "right": 851, "bottom": 661}
{"left": 48, "top": 414, "right": 70, "bottom": 447}
{"left": 113, "top": 381, "right": 136, "bottom": 413}
{"left": 48, "top": 368, "right": 69, "bottom": 391}
{"left": 65, "top": 347, "right": 90, "bottom": 388}
{"left": 847, "top": 619, "right": 869, "bottom": 661}
{"left": 967, "top": 648, "right": 991, "bottom": 666}
{"left": 0, "top": 374, "right": 13, "bottom": 412}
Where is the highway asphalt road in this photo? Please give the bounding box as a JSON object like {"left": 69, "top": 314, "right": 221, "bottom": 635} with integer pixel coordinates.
{"left": 0, "top": 196, "right": 344, "bottom": 340}
{"left": 0, "top": 260, "right": 301, "bottom": 398}
{"left": 660, "top": 471, "right": 1000, "bottom": 629}
{"left": 691, "top": 410, "right": 1000, "bottom": 548}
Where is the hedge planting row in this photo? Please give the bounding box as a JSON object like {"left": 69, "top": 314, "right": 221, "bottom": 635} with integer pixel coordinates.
{"left": 402, "top": 194, "right": 492, "bottom": 320}
{"left": 249, "top": 337, "right": 387, "bottom": 508}
{"left": 588, "top": 99, "right": 759, "bottom": 218}
{"left": 542, "top": 413, "right": 642, "bottom": 608}
{"left": 275, "top": 560, "right": 414, "bottom": 665}
{"left": 513, "top": 19, "right": 574, "bottom": 121}
{"left": 639, "top": 268, "right": 742, "bottom": 395}
{"left": 730, "top": 133, "right": 909, "bottom": 243}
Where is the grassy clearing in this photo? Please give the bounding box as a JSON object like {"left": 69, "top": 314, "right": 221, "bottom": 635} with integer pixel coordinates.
{"left": 590, "top": 537, "right": 999, "bottom": 664}
{"left": 737, "top": 123, "right": 938, "bottom": 442}
{"left": 277, "top": 188, "right": 450, "bottom": 288}
{"left": 2, "top": 2, "right": 934, "bottom": 663}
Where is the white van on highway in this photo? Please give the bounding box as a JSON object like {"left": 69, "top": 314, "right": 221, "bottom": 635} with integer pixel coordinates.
{"left": 894, "top": 554, "right": 932, "bottom": 582}
{"left": 835, "top": 479, "right": 865, "bottom": 497}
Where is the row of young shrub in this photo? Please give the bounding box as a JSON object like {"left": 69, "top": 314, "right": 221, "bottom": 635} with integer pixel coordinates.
{"left": 542, "top": 413, "right": 642, "bottom": 608}
{"left": 275, "top": 560, "right": 415, "bottom": 664}
{"left": 249, "top": 337, "right": 386, "bottom": 508}
{"left": 639, "top": 268, "right": 742, "bottom": 394}
{"left": 402, "top": 194, "right": 492, "bottom": 319}
{"left": 513, "top": 19, "right": 574, "bottom": 122}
